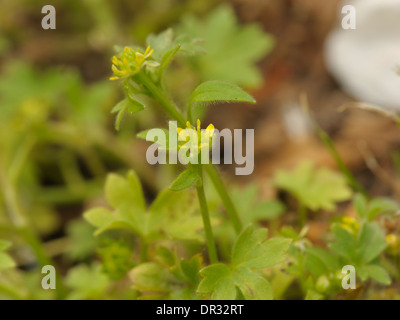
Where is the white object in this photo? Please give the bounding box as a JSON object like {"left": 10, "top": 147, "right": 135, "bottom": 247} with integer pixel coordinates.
{"left": 325, "top": 0, "right": 400, "bottom": 110}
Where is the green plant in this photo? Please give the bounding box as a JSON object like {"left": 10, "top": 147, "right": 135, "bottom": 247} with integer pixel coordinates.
{"left": 1, "top": 3, "right": 399, "bottom": 301}
{"left": 274, "top": 160, "right": 353, "bottom": 227}
{"left": 81, "top": 26, "right": 291, "bottom": 300}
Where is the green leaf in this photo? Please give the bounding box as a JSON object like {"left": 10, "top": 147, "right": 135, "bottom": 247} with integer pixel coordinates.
{"left": 231, "top": 184, "right": 284, "bottom": 224}
{"left": 105, "top": 171, "right": 146, "bottom": 211}
{"left": 305, "top": 248, "right": 339, "bottom": 277}
{"left": 170, "top": 169, "right": 199, "bottom": 191}
{"left": 329, "top": 225, "right": 357, "bottom": 262}
{"left": 353, "top": 193, "right": 367, "bottom": 218}
{"left": 232, "top": 225, "right": 291, "bottom": 269}
{"left": 198, "top": 264, "right": 236, "bottom": 300}
{"left": 198, "top": 264, "right": 274, "bottom": 300}
{"left": 198, "top": 226, "right": 289, "bottom": 300}
{"left": 155, "top": 246, "right": 176, "bottom": 267}
{"left": 146, "top": 28, "right": 176, "bottom": 61}
{"left": 177, "top": 4, "right": 274, "bottom": 88}
{"left": 111, "top": 98, "right": 145, "bottom": 131}
{"left": 146, "top": 28, "right": 204, "bottom": 80}
{"left": 159, "top": 45, "right": 181, "bottom": 78}
{"left": 190, "top": 80, "right": 256, "bottom": 105}
{"left": 149, "top": 189, "right": 208, "bottom": 242}
{"left": 357, "top": 222, "right": 387, "bottom": 264}
{"left": 83, "top": 207, "right": 135, "bottom": 236}
{"left": 357, "top": 265, "right": 391, "bottom": 285}
{"left": 180, "top": 254, "right": 203, "bottom": 285}
{"left": 274, "top": 161, "right": 353, "bottom": 211}
{"left": 235, "top": 268, "right": 273, "bottom": 300}
{"left": 83, "top": 171, "right": 147, "bottom": 237}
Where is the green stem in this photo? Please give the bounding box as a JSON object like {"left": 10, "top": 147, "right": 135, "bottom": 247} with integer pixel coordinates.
{"left": 301, "top": 95, "right": 367, "bottom": 196}
{"left": 196, "top": 165, "right": 218, "bottom": 264}
{"left": 317, "top": 128, "right": 367, "bottom": 197}
{"left": 133, "top": 73, "right": 186, "bottom": 127}
{"left": 204, "top": 164, "right": 243, "bottom": 234}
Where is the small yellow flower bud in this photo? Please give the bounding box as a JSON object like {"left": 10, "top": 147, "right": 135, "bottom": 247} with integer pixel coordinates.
{"left": 338, "top": 216, "right": 359, "bottom": 235}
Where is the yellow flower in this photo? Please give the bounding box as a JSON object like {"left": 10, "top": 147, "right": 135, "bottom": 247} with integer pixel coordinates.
{"left": 338, "top": 216, "right": 359, "bottom": 235}
{"left": 385, "top": 234, "right": 399, "bottom": 255}
{"left": 110, "top": 46, "right": 159, "bottom": 80}
{"left": 177, "top": 119, "right": 215, "bottom": 153}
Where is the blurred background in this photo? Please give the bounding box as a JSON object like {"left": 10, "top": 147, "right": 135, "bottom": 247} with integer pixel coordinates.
{"left": 1, "top": 0, "right": 400, "bottom": 299}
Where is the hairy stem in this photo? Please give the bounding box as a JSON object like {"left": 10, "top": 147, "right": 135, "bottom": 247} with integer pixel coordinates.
{"left": 133, "top": 72, "right": 186, "bottom": 127}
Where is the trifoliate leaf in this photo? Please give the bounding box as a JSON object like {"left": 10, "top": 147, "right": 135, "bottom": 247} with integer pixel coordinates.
{"left": 198, "top": 225, "right": 290, "bottom": 300}
{"left": 274, "top": 161, "right": 353, "bottom": 211}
